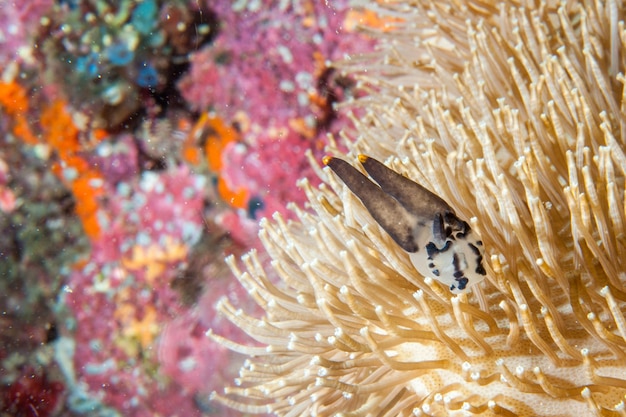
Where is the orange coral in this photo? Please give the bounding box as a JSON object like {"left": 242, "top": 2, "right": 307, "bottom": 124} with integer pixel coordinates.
{"left": 203, "top": 114, "right": 249, "bottom": 209}
{"left": 90, "top": 128, "right": 108, "bottom": 142}
{"left": 40, "top": 100, "right": 81, "bottom": 154}
{"left": 203, "top": 114, "right": 238, "bottom": 170}
{"left": 122, "top": 305, "right": 159, "bottom": 350}
{"left": 51, "top": 155, "right": 104, "bottom": 239}
{"left": 178, "top": 116, "right": 198, "bottom": 164}
{"left": 70, "top": 174, "right": 103, "bottom": 237}
{"left": 0, "top": 81, "right": 29, "bottom": 116}
{"left": 180, "top": 113, "right": 239, "bottom": 168}
{"left": 217, "top": 176, "right": 248, "bottom": 210}
{"left": 12, "top": 115, "right": 38, "bottom": 145}
{"left": 182, "top": 145, "right": 201, "bottom": 165}
{"left": 179, "top": 113, "right": 250, "bottom": 209}
{"left": 0, "top": 80, "right": 106, "bottom": 239}
{"left": 122, "top": 237, "right": 188, "bottom": 283}
{"left": 0, "top": 81, "right": 38, "bottom": 144}
{"left": 41, "top": 100, "right": 106, "bottom": 239}
{"left": 114, "top": 300, "right": 160, "bottom": 356}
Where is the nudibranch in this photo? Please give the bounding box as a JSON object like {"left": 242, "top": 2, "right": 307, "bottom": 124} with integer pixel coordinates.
{"left": 323, "top": 154, "right": 486, "bottom": 293}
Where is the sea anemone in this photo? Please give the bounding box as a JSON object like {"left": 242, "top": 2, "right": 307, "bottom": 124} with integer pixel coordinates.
{"left": 208, "top": 0, "right": 626, "bottom": 415}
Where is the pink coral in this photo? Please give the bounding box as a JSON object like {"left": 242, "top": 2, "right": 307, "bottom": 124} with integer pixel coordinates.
{"left": 0, "top": 1, "right": 54, "bottom": 64}
{"left": 180, "top": 1, "right": 372, "bottom": 132}
{"left": 179, "top": 0, "right": 374, "bottom": 239}
{"left": 64, "top": 165, "right": 210, "bottom": 416}
{"left": 158, "top": 258, "right": 262, "bottom": 417}
{"left": 0, "top": 187, "right": 16, "bottom": 213}
{"left": 0, "top": 157, "right": 15, "bottom": 213}
{"left": 89, "top": 134, "right": 139, "bottom": 184}
{"left": 220, "top": 130, "right": 317, "bottom": 216}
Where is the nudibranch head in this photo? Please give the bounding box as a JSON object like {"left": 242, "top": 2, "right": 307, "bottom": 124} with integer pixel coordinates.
{"left": 408, "top": 216, "right": 486, "bottom": 294}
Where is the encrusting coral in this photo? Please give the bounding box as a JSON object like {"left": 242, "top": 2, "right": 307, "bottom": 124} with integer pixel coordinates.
{"left": 209, "top": 0, "right": 626, "bottom": 415}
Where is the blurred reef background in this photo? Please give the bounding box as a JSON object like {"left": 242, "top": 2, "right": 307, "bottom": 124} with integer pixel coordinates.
{"left": 0, "top": 1, "right": 374, "bottom": 416}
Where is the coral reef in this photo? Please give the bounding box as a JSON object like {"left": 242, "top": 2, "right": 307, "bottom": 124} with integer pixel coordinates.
{"left": 0, "top": 0, "right": 375, "bottom": 416}
{"left": 0, "top": 77, "right": 108, "bottom": 239}
{"left": 178, "top": 0, "right": 375, "bottom": 244}
{"left": 2, "top": 366, "right": 65, "bottom": 417}
{"left": 0, "top": 1, "right": 54, "bottom": 65}
{"left": 210, "top": 0, "right": 626, "bottom": 415}
{"left": 36, "top": 0, "right": 214, "bottom": 128}
{"left": 61, "top": 166, "right": 210, "bottom": 416}
{"left": 179, "top": 0, "right": 368, "bottom": 130}
{"left": 0, "top": 137, "right": 82, "bottom": 417}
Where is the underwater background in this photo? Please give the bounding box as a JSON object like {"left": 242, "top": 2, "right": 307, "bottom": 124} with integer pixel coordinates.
{"left": 0, "top": 1, "right": 374, "bottom": 415}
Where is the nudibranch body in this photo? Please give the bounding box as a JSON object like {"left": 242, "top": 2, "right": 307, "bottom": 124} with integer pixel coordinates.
{"left": 323, "top": 155, "right": 486, "bottom": 294}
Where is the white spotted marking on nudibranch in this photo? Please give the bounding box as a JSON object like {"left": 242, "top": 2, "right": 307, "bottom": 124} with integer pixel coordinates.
{"left": 323, "top": 154, "right": 486, "bottom": 294}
